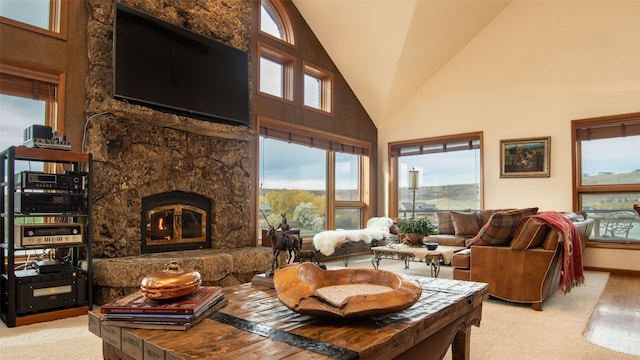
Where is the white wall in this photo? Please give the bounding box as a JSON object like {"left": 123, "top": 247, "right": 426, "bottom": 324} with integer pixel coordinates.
{"left": 378, "top": 1, "right": 640, "bottom": 271}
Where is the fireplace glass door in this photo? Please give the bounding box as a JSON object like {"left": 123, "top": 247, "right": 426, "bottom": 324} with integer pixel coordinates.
{"left": 146, "top": 204, "right": 207, "bottom": 245}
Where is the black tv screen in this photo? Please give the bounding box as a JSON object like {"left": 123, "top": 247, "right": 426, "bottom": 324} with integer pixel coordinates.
{"left": 113, "top": 4, "right": 250, "bottom": 126}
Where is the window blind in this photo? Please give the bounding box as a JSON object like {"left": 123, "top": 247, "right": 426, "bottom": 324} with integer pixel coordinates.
{"left": 575, "top": 116, "right": 640, "bottom": 141}
{"left": 0, "top": 73, "right": 57, "bottom": 101}
{"left": 259, "top": 123, "right": 370, "bottom": 156}
{"left": 390, "top": 134, "right": 480, "bottom": 158}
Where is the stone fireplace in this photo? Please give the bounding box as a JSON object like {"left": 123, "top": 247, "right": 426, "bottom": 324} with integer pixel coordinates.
{"left": 85, "top": 0, "right": 272, "bottom": 304}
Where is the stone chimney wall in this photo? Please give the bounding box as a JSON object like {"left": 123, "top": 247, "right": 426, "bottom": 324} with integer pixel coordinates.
{"left": 85, "top": 0, "right": 255, "bottom": 258}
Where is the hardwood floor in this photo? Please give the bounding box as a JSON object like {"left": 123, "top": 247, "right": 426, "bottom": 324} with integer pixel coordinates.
{"left": 583, "top": 273, "right": 640, "bottom": 356}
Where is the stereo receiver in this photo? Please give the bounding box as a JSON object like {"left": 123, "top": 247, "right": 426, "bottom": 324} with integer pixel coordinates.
{"left": 15, "top": 223, "right": 84, "bottom": 247}
{"left": 15, "top": 192, "right": 86, "bottom": 214}
{"left": 16, "top": 171, "right": 87, "bottom": 191}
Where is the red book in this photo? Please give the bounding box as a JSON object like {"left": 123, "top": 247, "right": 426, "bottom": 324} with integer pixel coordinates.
{"left": 101, "top": 286, "right": 222, "bottom": 315}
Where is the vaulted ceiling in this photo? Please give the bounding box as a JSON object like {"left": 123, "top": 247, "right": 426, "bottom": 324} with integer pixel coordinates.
{"left": 292, "top": 0, "right": 512, "bottom": 127}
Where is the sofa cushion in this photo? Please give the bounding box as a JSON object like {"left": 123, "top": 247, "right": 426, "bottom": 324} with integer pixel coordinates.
{"left": 451, "top": 211, "right": 480, "bottom": 236}
{"left": 510, "top": 216, "right": 549, "bottom": 250}
{"left": 472, "top": 207, "right": 539, "bottom": 246}
{"left": 436, "top": 212, "right": 455, "bottom": 235}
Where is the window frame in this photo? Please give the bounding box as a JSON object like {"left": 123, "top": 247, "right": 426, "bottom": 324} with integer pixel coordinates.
{"left": 259, "top": 0, "right": 295, "bottom": 47}
{"left": 572, "top": 112, "right": 640, "bottom": 249}
{"left": 302, "top": 61, "right": 333, "bottom": 115}
{"left": 258, "top": 42, "right": 296, "bottom": 103}
{"left": 388, "top": 132, "right": 484, "bottom": 217}
{"left": 0, "top": 0, "right": 67, "bottom": 39}
{"left": 258, "top": 116, "right": 371, "bottom": 233}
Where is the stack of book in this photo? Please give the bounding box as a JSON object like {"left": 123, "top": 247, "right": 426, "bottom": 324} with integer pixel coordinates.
{"left": 100, "top": 286, "right": 226, "bottom": 331}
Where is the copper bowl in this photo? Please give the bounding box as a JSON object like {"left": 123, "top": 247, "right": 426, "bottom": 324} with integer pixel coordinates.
{"left": 273, "top": 263, "right": 422, "bottom": 317}
{"left": 140, "top": 261, "right": 202, "bottom": 299}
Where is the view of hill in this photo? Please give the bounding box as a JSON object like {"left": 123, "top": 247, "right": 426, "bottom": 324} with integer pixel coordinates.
{"left": 582, "top": 171, "right": 640, "bottom": 185}
{"left": 399, "top": 183, "right": 479, "bottom": 211}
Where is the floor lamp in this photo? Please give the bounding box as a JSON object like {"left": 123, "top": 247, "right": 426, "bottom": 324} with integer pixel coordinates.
{"left": 409, "top": 168, "right": 419, "bottom": 218}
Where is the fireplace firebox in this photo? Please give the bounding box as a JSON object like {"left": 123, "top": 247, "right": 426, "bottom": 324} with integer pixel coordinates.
{"left": 141, "top": 191, "right": 212, "bottom": 253}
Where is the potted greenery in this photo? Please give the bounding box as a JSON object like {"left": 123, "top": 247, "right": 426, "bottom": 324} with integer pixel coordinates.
{"left": 397, "top": 217, "right": 436, "bottom": 245}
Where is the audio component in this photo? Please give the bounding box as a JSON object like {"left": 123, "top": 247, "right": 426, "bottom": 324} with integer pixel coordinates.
{"left": 14, "top": 192, "right": 86, "bottom": 214}
{"left": 23, "top": 124, "right": 72, "bottom": 150}
{"left": 15, "top": 171, "right": 87, "bottom": 191}
{"left": 15, "top": 223, "right": 84, "bottom": 247}
{"left": 23, "top": 125, "right": 53, "bottom": 141}
{"left": 23, "top": 137, "right": 72, "bottom": 151}
{"left": 14, "top": 268, "right": 87, "bottom": 315}
{"left": 34, "top": 260, "right": 66, "bottom": 274}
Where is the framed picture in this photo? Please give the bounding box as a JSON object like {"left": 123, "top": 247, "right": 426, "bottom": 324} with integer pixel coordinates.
{"left": 500, "top": 136, "right": 550, "bottom": 178}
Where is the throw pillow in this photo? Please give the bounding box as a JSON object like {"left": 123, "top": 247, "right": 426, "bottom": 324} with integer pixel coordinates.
{"left": 472, "top": 207, "right": 539, "bottom": 246}
{"left": 451, "top": 211, "right": 480, "bottom": 236}
{"left": 437, "top": 212, "right": 454, "bottom": 235}
{"left": 510, "top": 216, "right": 549, "bottom": 250}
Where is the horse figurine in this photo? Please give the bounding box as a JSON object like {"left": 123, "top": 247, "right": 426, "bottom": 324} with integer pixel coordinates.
{"left": 265, "top": 226, "right": 301, "bottom": 276}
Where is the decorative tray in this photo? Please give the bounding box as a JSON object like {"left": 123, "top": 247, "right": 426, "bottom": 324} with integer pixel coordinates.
{"left": 273, "top": 263, "right": 421, "bottom": 317}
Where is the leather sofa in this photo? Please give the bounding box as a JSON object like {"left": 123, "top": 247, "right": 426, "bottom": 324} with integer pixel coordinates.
{"left": 424, "top": 209, "right": 519, "bottom": 247}
{"left": 452, "top": 213, "right": 595, "bottom": 310}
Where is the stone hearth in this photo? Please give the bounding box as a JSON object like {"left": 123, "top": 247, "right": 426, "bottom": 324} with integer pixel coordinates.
{"left": 93, "top": 248, "right": 272, "bottom": 304}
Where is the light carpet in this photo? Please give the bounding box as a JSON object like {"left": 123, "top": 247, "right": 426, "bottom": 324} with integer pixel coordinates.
{"left": 0, "top": 255, "right": 635, "bottom": 360}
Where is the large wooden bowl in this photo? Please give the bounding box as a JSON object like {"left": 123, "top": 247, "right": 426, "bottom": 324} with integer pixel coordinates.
{"left": 273, "top": 263, "right": 422, "bottom": 317}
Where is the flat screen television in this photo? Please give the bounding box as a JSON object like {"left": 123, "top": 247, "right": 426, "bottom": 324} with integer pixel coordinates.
{"left": 113, "top": 4, "right": 250, "bottom": 126}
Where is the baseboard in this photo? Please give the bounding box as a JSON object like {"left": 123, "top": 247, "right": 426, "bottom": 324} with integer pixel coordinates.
{"left": 584, "top": 266, "right": 640, "bottom": 276}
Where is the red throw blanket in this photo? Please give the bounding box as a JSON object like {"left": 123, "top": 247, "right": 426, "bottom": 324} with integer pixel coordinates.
{"left": 528, "top": 211, "right": 584, "bottom": 294}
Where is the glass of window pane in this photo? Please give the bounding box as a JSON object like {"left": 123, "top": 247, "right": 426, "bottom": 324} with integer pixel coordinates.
{"left": 260, "top": 0, "right": 284, "bottom": 40}
{"left": 398, "top": 150, "right": 480, "bottom": 219}
{"left": 304, "top": 74, "right": 321, "bottom": 109}
{"left": 0, "top": 95, "right": 46, "bottom": 173}
{"left": 259, "top": 138, "right": 327, "bottom": 236}
{"left": 580, "top": 136, "right": 640, "bottom": 185}
{"left": 0, "top": 0, "right": 50, "bottom": 30}
{"left": 260, "top": 57, "right": 284, "bottom": 97}
{"left": 580, "top": 193, "right": 640, "bottom": 242}
{"left": 335, "top": 208, "right": 362, "bottom": 230}
{"left": 335, "top": 152, "right": 359, "bottom": 201}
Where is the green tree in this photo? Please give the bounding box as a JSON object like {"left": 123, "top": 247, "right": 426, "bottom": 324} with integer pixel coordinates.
{"left": 293, "top": 202, "right": 324, "bottom": 233}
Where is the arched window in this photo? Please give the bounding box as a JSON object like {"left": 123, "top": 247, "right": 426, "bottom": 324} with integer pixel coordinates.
{"left": 260, "top": 0, "right": 294, "bottom": 45}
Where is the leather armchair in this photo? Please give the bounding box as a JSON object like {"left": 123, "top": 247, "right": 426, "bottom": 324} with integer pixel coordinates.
{"left": 453, "top": 217, "right": 595, "bottom": 310}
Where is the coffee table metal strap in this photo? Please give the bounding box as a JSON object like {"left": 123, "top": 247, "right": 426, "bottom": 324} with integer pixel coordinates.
{"left": 209, "top": 312, "right": 360, "bottom": 360}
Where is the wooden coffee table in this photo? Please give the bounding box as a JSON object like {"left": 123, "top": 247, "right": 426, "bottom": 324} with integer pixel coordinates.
{"left": 372, "top": 244, "right": 466, "bottom": 277}
{"left": 90, "top": 278, "right": 488, "bottom": 360}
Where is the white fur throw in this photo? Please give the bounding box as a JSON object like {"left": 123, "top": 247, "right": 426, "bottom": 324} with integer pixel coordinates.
{"left": 313, "top": 217, "right": 392, "bottom": 256}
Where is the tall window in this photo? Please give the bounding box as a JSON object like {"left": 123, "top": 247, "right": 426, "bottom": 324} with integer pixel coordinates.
{"left": 389, "top": 133, "right": 483, "bottom": 222}
{"left": 259, "top": 118, "right": 370, "bottom": 236}
{"left": 259, "top": 138, "right": 327, "bottom": 235}
{"left": 573, "top": 113, "right": 640, "bottom": 245}
{"left": 0, "top": 0, "right": 66, "bottom": 38}
{"left": 335, "top": 152, "right": 363, "bottom": 229}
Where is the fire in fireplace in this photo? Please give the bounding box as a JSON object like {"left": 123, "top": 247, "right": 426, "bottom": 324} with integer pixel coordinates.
{"left": 141, "top": 191, "right": 212, "bottom": 253}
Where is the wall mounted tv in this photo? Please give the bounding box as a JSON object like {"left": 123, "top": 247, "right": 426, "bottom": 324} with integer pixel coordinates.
{"left": 113, "top": 3, "right": 250, "bottom": 126}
